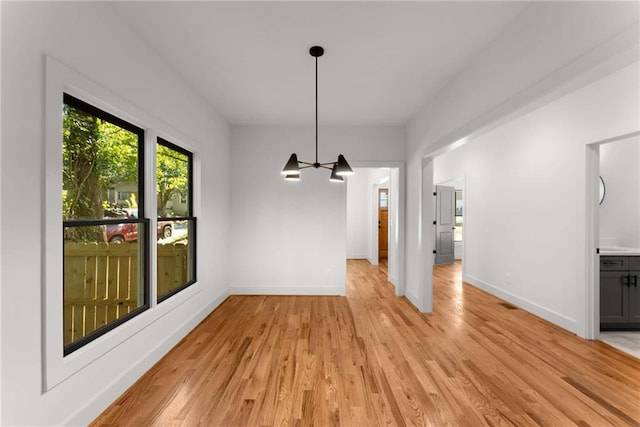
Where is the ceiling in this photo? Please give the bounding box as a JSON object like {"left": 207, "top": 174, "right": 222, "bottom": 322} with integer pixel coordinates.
{"left": 111, "top": 2, "right": 528, "bottom": 126}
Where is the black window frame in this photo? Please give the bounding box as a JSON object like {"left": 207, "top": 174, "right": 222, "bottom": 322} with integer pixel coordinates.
{"left": 62, "top": 93, "right": 150, "bottom": 356}
{"left": 156, "top": 137, "right": 197, "bottom": 303}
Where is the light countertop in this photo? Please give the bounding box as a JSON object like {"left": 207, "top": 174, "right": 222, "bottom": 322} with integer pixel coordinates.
{"left": 600, "top": 247, "right": 640, "bottom": 256}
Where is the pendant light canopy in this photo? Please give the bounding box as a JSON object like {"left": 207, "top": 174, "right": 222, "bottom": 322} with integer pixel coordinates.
{"left": 281, "top": 46, "right": 354, "bottom": 182}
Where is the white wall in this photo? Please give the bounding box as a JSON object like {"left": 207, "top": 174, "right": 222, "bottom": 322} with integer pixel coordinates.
{"left": 404, "top": 1, "right": 639, "bottom": 315}
{"left": 229, "top": 126, "right": 404, "bottom": 295}
{"left": 346, "top": 169, "right": 370, "bottom": 259}
{"left": 432, "top": 62, "right": 639, "bottom": 333}
{"left": 1, "top": 3, "right": 230, "bottom": 425}
{"left": 599, "top": 136, "right": 640, "bottom": 248}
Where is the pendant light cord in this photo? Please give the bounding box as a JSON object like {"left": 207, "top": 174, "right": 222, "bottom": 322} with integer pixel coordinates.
{"left": 315, "top": 55, "right": 318, "bottom": 165}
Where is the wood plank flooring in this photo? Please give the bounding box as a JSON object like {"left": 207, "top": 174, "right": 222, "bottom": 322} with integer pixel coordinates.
{"left": 92, "top": 260, "right": 640, "bottom": 426}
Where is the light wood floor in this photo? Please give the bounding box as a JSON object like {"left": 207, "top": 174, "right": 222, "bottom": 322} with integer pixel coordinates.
{"left": 92, "top": 260, "right": 640, "bottom": 426}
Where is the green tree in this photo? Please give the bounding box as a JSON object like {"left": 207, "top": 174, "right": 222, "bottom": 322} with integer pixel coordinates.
{"left": 63, "top": 105, "right": 105, "bottom": 242}
{"left": 157, "top": 145, "right": 188, "bottom": 217}
{"left": 64, "top": 104, "right": 188, "bottom": 234}
{"left": 63, "top": 105, "right": 139, "bottom": 242}
{"left": 95, "top": 121, "right": 138, "bottom": 194}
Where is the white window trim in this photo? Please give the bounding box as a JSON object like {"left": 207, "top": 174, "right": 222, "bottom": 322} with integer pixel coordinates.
{"left": 44, "top": 56, "right": 202, "bottom": 390}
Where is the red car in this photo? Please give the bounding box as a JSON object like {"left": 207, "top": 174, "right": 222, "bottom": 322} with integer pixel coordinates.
{"left": 106, "top": 220, "right": 173, "bottom": 243}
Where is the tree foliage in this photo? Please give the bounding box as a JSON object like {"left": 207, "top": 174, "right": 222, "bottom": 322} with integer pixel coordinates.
{"left": 63, "top": 105, "right": 138, "bottom": 241}
{"left": 63, "top": 103, "right": 189, "bottom": 242}
{"left": 63, "top": 105, "right": 105, "bottom": 241}
{"left": 157, "top": 145, "right": 188, "bottom": 216}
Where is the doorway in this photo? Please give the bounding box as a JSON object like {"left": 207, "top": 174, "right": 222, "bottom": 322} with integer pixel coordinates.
{"left": 586, "top": 132, "right": 640, "bottom": 357}
{"left": 434, "top": 177, "right": 465, "bottom": 265}
{"left": 346, "top": 164, "right": 405, "bottom": 295}
{"left": 584, "top": 131, "right": 640, "bottom": 359}
{"left": 378, "top": 188, "right": 389, "bottom": 260}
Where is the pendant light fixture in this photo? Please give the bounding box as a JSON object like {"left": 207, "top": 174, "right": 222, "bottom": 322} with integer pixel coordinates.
{"left": 281, "top": 46, "right": 354, "bottom": 182}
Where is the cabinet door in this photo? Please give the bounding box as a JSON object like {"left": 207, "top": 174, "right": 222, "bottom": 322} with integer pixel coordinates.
{"left": 628, "top": 271, "right": 640, "bottom": 323}
{"left": 600, "top": 271, "right": 628, "bottom": 323}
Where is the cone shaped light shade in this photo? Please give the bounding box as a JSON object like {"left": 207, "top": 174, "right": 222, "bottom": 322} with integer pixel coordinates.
{"left": 335, "top": 154, "right": 354, "bottom": 176}
{"left": 329, "top": 163, "right": 344, "bottom": 182}
{"left": 281, "top": 153, "right": 300, "bottom": 175}
{"left": 284, "top": 174, "right": 300, "bottom": 181}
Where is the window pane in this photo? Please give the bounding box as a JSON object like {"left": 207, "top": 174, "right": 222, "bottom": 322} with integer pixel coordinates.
{"left": 454, "top": 218, "right": 463, "bottom": 242}
{"left": 157, "top": 220, "right": 195, "bottom": 299}
{"left": 157, "top": 143, "right": 190, "bottom": 217}
{"left": 63, "top": 223, "right": 146, "bottom": 348}
{"left": 63, "top": 103, "right": 139, "bottom": 221}
{"left": 156, "top": 138, "right": 194, "bottom": 302}
{"left": 455, "top": 190, "right": 463, "bottom": 216}
{"left": 379, "top": 190, "right": 388, "bottom": 208}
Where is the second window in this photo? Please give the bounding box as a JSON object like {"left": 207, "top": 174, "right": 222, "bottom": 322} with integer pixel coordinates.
{"left": 156, "top": 138, "right": 196, "bottom": 301}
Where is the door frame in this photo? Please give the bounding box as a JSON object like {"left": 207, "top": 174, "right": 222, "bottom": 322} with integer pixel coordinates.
{"left": 419, "top": 156, "right": 435, "bottom": 312}
{"left": 378, "top": 188, "right": 389, "bottom": 259}
{"left": 350, "top": 161, "right": 406, "bottom": 296}
{"left": 370, "top": 182, "right": 380, "bottom": 267}
{"left": 583, "top": 130, "right": 640, "bottom": 339}
{"left": 418, "top": 155, "right": 465, "bottom": 313}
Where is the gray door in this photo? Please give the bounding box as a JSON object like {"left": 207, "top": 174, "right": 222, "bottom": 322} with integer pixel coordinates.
{"left": 435, "top": 185, "right": 455, "bottom": 265}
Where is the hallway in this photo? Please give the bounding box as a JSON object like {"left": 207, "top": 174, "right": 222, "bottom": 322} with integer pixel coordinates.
{"left": 93, "top": 260, "right": 640, "bottom": 426}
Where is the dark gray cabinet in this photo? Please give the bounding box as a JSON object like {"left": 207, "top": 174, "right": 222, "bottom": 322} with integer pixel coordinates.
{"left": 600, "top": 256, "right": 640, "bottom": 330}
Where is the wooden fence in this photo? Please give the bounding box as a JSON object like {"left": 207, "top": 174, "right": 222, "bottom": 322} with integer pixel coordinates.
{"left": 64, "top": 242, "right": 188, "bottom": 346}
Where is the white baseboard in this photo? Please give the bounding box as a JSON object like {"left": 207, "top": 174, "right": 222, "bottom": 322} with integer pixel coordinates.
{"left": 65, "top": 288, "right": 231, "bottom": 426}
{"left": 347, "top": 254, "right": 368, "bottom": 259}
{"left": 463, "top": 274, "right": 577, "bottom": 333}
{"left": 229, "top": 286, "right": 344, "bottom": 296}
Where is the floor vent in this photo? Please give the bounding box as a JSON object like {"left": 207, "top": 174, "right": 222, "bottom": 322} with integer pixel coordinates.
{"left": 499, "top": 302, "right": 518, "bottom": 310}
